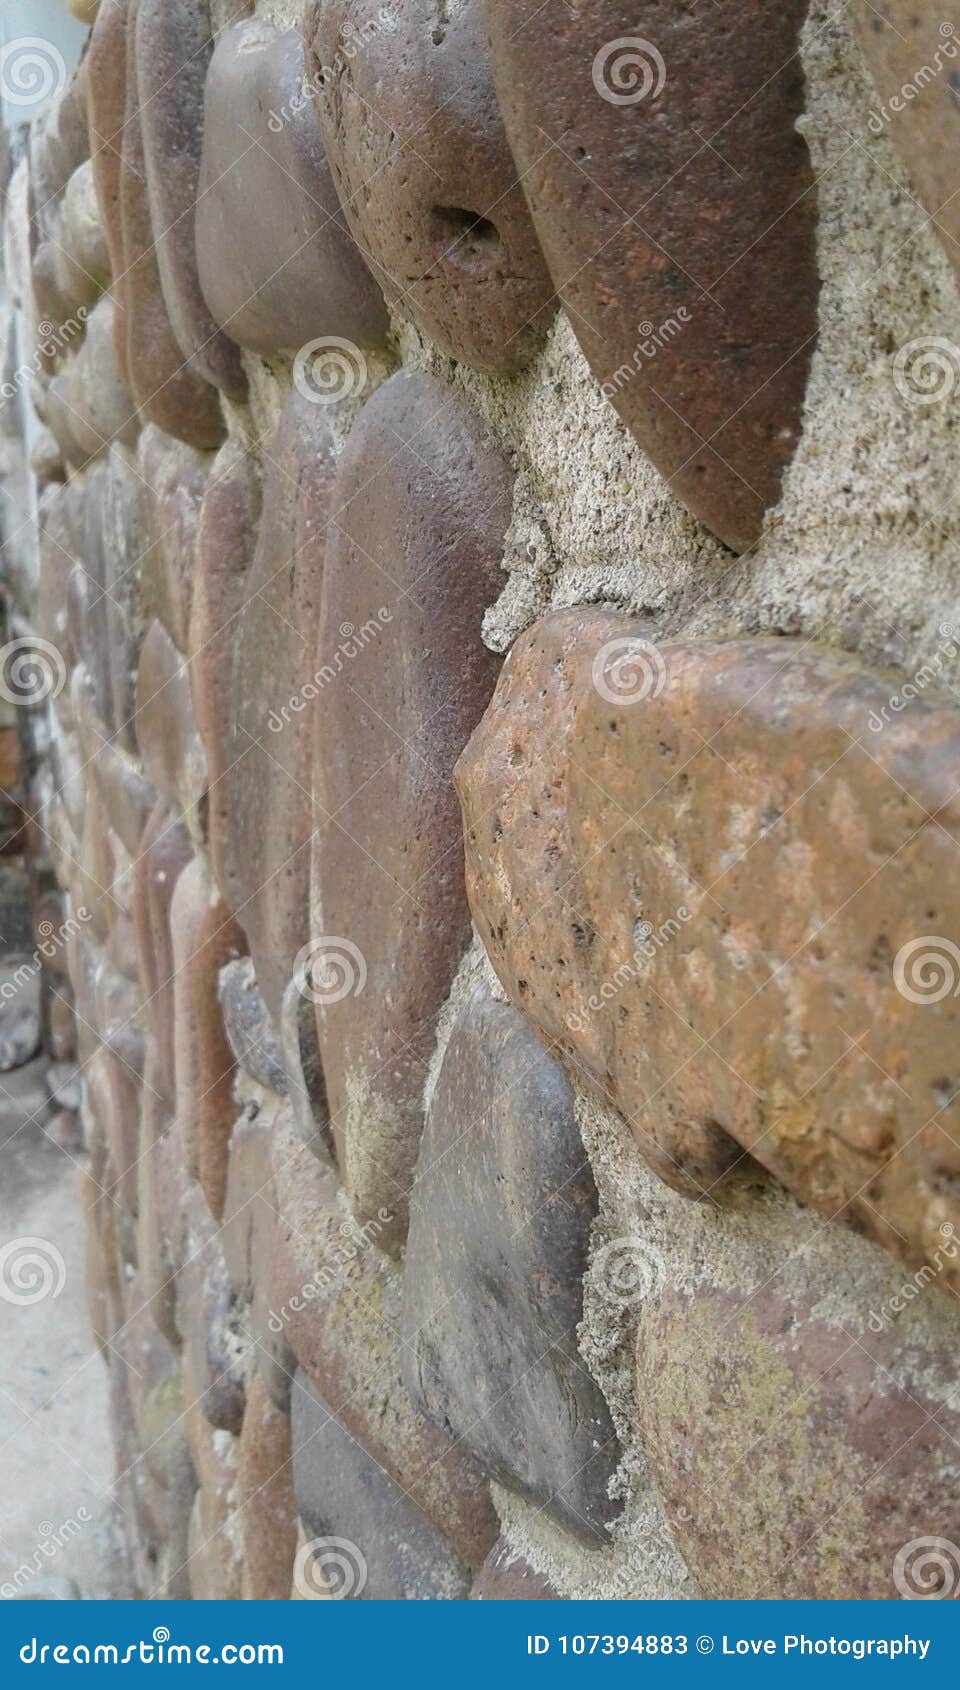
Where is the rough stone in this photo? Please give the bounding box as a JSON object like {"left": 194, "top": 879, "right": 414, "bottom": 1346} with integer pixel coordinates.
{"left": 119, "top": 0, "right": 226, "bottom": 449}
{"left": 456, "top": 608, "right": 960, "bottom": 1283}
{"left": 271, "top": 1106, "right": 497, "bottom": 1567}
{"left": 472, "top": 1539, "right": 561, "bottom": 1601}
{"left": 179, "top": 1186, "right": 248, "bottom": 1437}
{"left": 131, "top": 800, "right": 192, "bottom": 1110}
{"left": 279, "top": 974, "right": 330, "bottom": 1160}
{"left": 404, "top": 983, "right": 621, "bottom": 1542}
{"left": 311, "top": 371, "right": 507, "bottom": 1249}
{"left": 134, "top": 621, "right": 207, "bottom": 831}
{"left": 63, "top": 296, "right": 138, "bottom": 462}
{"left": 237, "top": 1375, "right": 297, "bottom": 1601}
{"left": 637, "top": 1281, "right": 960, "bottom": 1599}
{"left": 54, "top": 160, "right": 110, "bottom": 312}
{"left": 137, "top": 426, "right": 210, "bottom": 656}
{"left": 853, "top": 2, "right": 960, "bottom": 285}
{"left": 222, "top": 1099, "right": 295, "bottom": 1413}
{"left": 480, "top": 0, "right": 820, "bottom": 551}
{"left": 171, "top": 855, "right": 246, "bottom": 1219}
{"left": 291, "top": 1372, "right": 473, "bottom": 1600}
{"left": 135, "top": 0, "right": 247, "bottom": 401}
{"left": 218, "top": 957, "right": 287, "bottom": 1094}
{"left": 306, "top": 0, "right": 553, "bottom": 374}
{"left": 86, "top": 0, "right": 130, "bottom": 384}
{"left": 226, "top": 388, "right": 337, "bottom": 1024}
{"left": 197, "top": 19, "right": 386, "bottom": 358}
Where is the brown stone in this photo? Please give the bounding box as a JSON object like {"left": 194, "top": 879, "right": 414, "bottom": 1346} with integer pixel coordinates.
{"left": 189, "top": 437, "right": 261, "bottom": 909}
{"left": 221, "top": 1100, "right": 294, "bottom": 1412}
{"left": 271, "top": 1107, "right": 497, "bottom": 1568}
{"left": 119, "top": 0, "right": 226, "bottom": 449}
{"left": 86, "top": 0, "right": 130, "bottom": 384}
{"left": 102, "top": 445, "right": 147, "bottom": 752}
{"left": 479, "top": 0, "right": 819, "bottom": 552}
{"left": 197, "top": 19, "right": 387, "bottom": 357}
{"left": 226, "top": 388, "right": 337, "bottom": 1023}
{"left": 136, "top": 1099, "right": 184, "bottom": 1350}
{"left": 179, "top": 1185, "right": 248, "bottom": 1435}
{"left": 403, "top": 984, "right": 620, "bottom": 1543}
{"left": 472, "top": 1540, "right": 561, "bottom": 1601}
{"left": 137, "top": 425, "right": 210, "bottom": 655}
{"left": 63, "top": 296, "right": 138, "bottom": 462}
{"left": 171, "top": 856, "right": 245, "bottom": 1219}
{"left": 134, "top": 621, "right": 207, "bottom": 830}
{"left": 135, "top": 0, "right": 247, "bottom": 401}
{"left": 131, "top": 800, "right": 192, "bottom": 1109}
{"left": 279, "top": 975, "right": 330, "bottom": 1160}
{"left": 54, "top": 160, "right": 110, "bottom": 311}
{"left": 306, "top": 0, "right": 552, "bottom": 374}
{"left": 854, "top": 3, "right": 960, "bottom": 285}
{"left": 456, "top": 608, "right": 960, "bottom": 1282}
{"left": 637, "top": 1281, "right": 960, "bottom": 1599}
{"left": 311, "top": 372, "right": 507, "bottom": 1248}
{"left": 237, "top": 1375, "right": 297, "bottom": 1600}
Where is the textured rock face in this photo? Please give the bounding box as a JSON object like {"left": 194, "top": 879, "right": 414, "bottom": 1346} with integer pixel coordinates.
{"left": 306, "top": 0, "right": 553, "bottom": 373}
{"left": 311, "top": 372, "right": 508, "bottom": 1249}
{"left": 456, "top": 609, "right": 960, "bottom": 1281}
{"left": 480, "top": 0, "right": 819, "bottom": 551}
{"left": 197, "top": 20, "right": 386, "bottom": 357}
{"left": 854, "top": 2, "right": 960, "bottom": 285}
{"left": 86, "top": 0, "right": 129, "bottom": 381}
{"left": 291, "top": 1372, "right": 474, "bottom": 1600}
{"left": 472, "top": 1540, "right": 560, "bottom": 1601}
{"left": 637, "top": 1283, "right": 960, "bottom": 1599}
{"left": 238, "top": 1377, "right": 297, "bottom": 1601}
{"left": 404, "top": 984, "right": 620, "bottom": 1542}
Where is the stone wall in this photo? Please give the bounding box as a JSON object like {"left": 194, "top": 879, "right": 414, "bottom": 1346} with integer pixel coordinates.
{"left": 2, "top": 0, "right": 960, "bottom": 1601}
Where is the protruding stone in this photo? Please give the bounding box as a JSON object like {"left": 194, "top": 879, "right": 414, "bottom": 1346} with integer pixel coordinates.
{"left": 306, "top": 0, "right": 552, "bottom": 373}
{"left": 291, "top": 1372, "right": 474, "bottom": 1600}
{"left": 86, "top": 0, "right": 130, "bottom": 383}
{"left": 218, "top": 957, "right": 287, "bottom": 1093}
{"left": 637, "top": 1281, "right": 960, "bottom": 1599}
{"left": 137, "top": 425, "right": 210, "bottom": 655}
{"left": 854, "top": 3, "right": 960, "bottom": 285}
{"left": 134, "top": 622, "right": 207, "bottom": 830}
{"left": 279, "top": 975, "right": 330, "bottom": 1160}
{"left": 404, "top": 984, "right": 620, "bottom": 1542}
{"left": 226, "top": 389, "right": 337, "bottom": 1023}
{"left": 135, "top": 0, "right": 247, "bottom": 400}
{"left": 171, "top": 856, "right": 245, "bottom": 1219}
{"left": 272, "top": 1108, "right": 497, "bottom": 1566}
{"left": 179, "top": 1186, "right": 248, "bottom": 1435}
{"left": 63, "top": 295, "right": 138, "bottom": 461}
{"left": 456, "top": 609, "right": 960, "bottom": 1281}
{"left": 311, "top": 372, "right": 507, "bottom": 1248}
{"left": 54, "top": 160, "right": 110, "bottom": 311}
{"left": 479, "top": 0, "right": 819, "bottom": 551}
{"left": 197, "top": 19, "right": 386, "bottom": 357}
{"left": 237, "top": 1376, "right": 297, "bottom": 1601}
{"left": 131, "top": 801, "right": 192, "bottom": 1109}
{"left": 119, "top": 1, "right": 226, "bottom": 448}
{"left": 222, "top": 1099, "right": 294, "bottom": 1412}
{"left": 472, "top": 1540, "right": 561, "bottom": 1601}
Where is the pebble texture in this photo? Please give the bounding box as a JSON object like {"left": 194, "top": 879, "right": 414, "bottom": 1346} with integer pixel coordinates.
{"left": 480, "top": 0, "right": 819, "bottom": 551}
{"left": 457, "top": 608, "right": 960, "bottom": 1281}
{"left": 311, "top": 371, "right": 507, "bottom": 1249}
{"left": 404, "top": 983, "right": 621, "bottom": 1542}
{"left": 306, "top": 0, "right": 554, "bottom": 373}
{"left": 197, "top": 20, "right": 387, "bottom": 357}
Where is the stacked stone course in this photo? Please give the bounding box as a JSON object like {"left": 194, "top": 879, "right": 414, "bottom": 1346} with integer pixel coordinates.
{"left": 2, "top": 0, "right": 960, "bottom": 1602}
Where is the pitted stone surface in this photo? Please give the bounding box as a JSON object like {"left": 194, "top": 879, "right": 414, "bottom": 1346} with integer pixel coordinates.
{"left": 854, "top": 3, "right": 960, "bottom": 285}
{"left": 404, "top": 983, "right": 620, "bottom": 1543}
{"left": 219, "top": 957, "right": 287, "bottom": 1093}
{"left": 456, "top": 608, "right": 960, "bottom": 1280}
{"left": 226, "top": 389, "right": 337, "bottom": 1024}
{"left": 480, "top": 0, "right": 819, "bottom": 551}
{"left": 306, "top": 0, "right": 553, "bottom": 373}
{"left": 197, "top": 20, "right": 386, "bottom": 358}
{"left": 291, "top": 1372, "right": 474, "bottom": 1600}
{"left": 637, "top": 1282, "right": 960, "bottom": 1599}
{"left": 472, "top": 1540, "right": 561, "bottom": 1601}
{"left": 271, "top": 1107, "right": 498, "bottom": 1567}
{"left": 135, "top": 0, "right": 247, "bottom": 401}
{"left": 171, "top": 856, "right": 246, "bottom": 1220}
{"left": 119, "top": 1, "right": 226, "bottom": 449}
{"left": 311, "top": 372, "right": 507, "bottom": 1249}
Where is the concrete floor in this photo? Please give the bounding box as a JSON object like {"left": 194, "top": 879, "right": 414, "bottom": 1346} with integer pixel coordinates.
{"left": 0, "top": 1060, "right": 131, "bottom": 1600}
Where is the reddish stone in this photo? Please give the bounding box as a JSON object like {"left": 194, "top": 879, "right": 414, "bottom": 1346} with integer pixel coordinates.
{"left": 472, "top": 1540, "right": 560, "bottom": 1601}
{"left": 171, "top": 856, "right": 245, "bottom": 1219}
{"left": 134, "top": 621, "right": 207, "bottom": 830}
{"left": 131, "top": 800, "right": 192, "bottom": 1109}
{"left": 179, "top": 1185, "right": 248, "bottom": 1436}
{"left": 306, "top": 0, "right": 552, "bottom": 373}
{"left": 135, "top": 0, "right": 247, "bottom": 400}
{"left": 637, "top": 1282, "right": 960, "bottom": 1599}
{"left": 456, "top": 609, "right": 960, "bottom": 1280}
{"left": 854, "top": 3, "right": 960, "bottom": 285}
{"left": 237, "top": 1376, "right": 297, "bottom": 1601}
{"left": 197, "top": 19, "right": 386, "bottom": 357}
{"left": 137, "top": 425, "right": 210, "bottom": 655}
{"left": 271, "top": 1107, "right": 497, "bottom": 1567}
{"left": 225, "top": 388, "right": 337, "bottom": 1023}
{"left": 119, "top": 0, "right": 225, "bottom": 449}
{"left": 86, "top": 0, "right": 130, "bottom": 384}
{"left": 311, "top": 372, "right": 507, "bottom": 1249}
{"left": 479, "top": 0, "right": 819, "bottom": 551}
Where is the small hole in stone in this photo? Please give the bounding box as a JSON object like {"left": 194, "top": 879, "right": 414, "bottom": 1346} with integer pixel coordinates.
{"left": 432, "top": 206, "right": 503, "bottom": 273}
